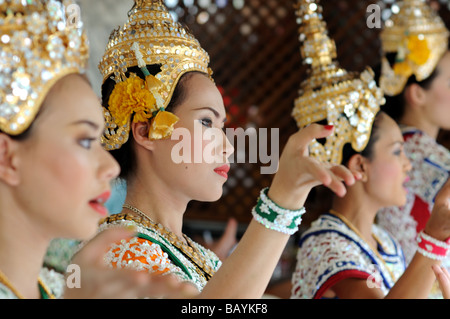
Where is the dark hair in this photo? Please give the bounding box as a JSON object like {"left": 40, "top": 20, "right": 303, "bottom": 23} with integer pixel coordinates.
{"left": 101, "top": 65, "right": 205, "bottom": 180}
{"left": 340, "top": 110, "right": 385, "bottom": 165}
{"left": 373, "top": 52, "right": 444, "bottom": 122}
{"left": 5, "top": 125, "right": 33, "bottom": 141}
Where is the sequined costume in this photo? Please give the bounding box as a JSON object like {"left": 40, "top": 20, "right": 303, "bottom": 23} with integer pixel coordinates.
{"left": 291, "top": 213, "right": 406, "bottom": 299}
{"left": 290, "top": 0, "right": 405, "bottom": 299}
{"left": 0, "top": 268, "right": 64, "bottom": 299}
{"left": 376, "top": 0, "right": 450, "bottom": 299}
{"left": 99, "top": 213, "right": 221, "bottom": 292}
{"left": 377, "top": 128, "right": 450, "bottom": 279}
{"left": 96, "top": 0, "right": 220, "bottom": 292}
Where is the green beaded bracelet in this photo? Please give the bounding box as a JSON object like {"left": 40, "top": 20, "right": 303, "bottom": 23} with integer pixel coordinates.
{"left": 252, "top": 187, "right": 306, "bottom": 235}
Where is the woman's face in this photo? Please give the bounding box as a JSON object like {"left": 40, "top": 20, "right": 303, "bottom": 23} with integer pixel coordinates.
{"left": 150, "top": 73, "right": 234, "bottom": 202}
{"left": 423, "top": 51, "right": 450, "bottom": 130}
{"left": 364, "top": 113, "right": 412, "bottom": 208}
{"left": 14, "top": 74, "right": 120, "bottom": 240}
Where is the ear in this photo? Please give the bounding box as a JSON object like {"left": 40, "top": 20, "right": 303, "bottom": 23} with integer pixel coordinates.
{"left": 0, "top": 134, "right": 21, "bottom": 186}
{"left": 404, "top": 83, "right": 427, "bottom": 109}
{"left": 347, "top": 154, "right": 369, "bottom": 182}
{"left": 131, "top": 121, "right": 155, "bottom": 151}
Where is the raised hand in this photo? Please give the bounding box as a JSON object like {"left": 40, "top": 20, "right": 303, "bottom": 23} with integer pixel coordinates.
{"left": 425, "top": 178, "right": 450, "bottom": 242}
{"left": 432, "top": 265, "right": 450, "bottom": 299}
{"left": 64, "top": 228, "right": 199, "bottom": 299}
{"left": 268, "top": 124, "right": 359, "bottom": 210}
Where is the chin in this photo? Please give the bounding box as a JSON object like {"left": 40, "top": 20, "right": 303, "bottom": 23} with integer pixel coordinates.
{"left": 195, "top": 188, "right": 224, "bottom": 202}
{"left": 70, "top": 214, "right": 102, "bottom": 240}
{"left": 393, "top": 193, "right": 408, "bottom": 208}
{"left": 75, "top": 224, "right": 100, "bottom": 241}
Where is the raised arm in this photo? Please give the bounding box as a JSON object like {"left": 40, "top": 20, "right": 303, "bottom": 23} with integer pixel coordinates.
{"left": 199, "top": 124, "right": 358, "bottom": 298}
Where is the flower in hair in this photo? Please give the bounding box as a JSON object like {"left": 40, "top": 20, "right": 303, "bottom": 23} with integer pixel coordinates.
{"left": 406, "top": 35, "right": 431, "bottom": 66}
{"left": 148, "top": 110, "right": 179, "bottom": 140}
{"left": 393, "top": 35, "right": 430, "bottom": 77}
{"left": 393, "top": 61, "right": 413, "bottom": 77}
{"left": 108, "top": 72, "right": 178, "bottom": 140}
{"left": 108, "top": 73, "right": 157, "bottom": 126}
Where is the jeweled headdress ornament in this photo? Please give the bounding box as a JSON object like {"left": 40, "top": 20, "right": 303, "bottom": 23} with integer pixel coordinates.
{"left": 292, "top": 0, "right": 385, "bottom": 165}
{"left": 0, "top": 0, "right": 88, "bottom": 135}
{"left": 380, "top": 0, "right": 449, "bottom": 96}
{"left": 99, "top": 0, "right": 212, "bottom": 150}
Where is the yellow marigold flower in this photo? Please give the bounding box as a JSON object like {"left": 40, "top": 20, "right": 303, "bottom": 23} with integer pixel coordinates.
{"left": 393, "top": 61, "right": 413, "bottom": 77}
{"left": 407, "top": 35, "right": 430, "bottom": 66}
{"left": 108, "top": 74, "right": 158, "bottom": 127}
{"left": 148, "top": 110, "right": 179, "bottom": 140}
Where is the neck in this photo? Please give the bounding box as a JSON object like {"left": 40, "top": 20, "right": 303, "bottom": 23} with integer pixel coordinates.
{"left": 124, "top": 175, "right": 189, "bottom": 238}
{"left": 331, "top": 186, "right": 379, "bottom": 248}
{"left": 400, "top": 109, "right": 439, "bottom": 140}
{"left": 0, "top": 194, "right": 51, "bottom": 299}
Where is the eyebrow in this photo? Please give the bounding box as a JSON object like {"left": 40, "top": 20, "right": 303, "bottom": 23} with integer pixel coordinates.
{"left": 193, "top": 107, "right": 227, "bottom": 122}
{"left": 69, "top": 120, "right": 101, "bottom": 130}
{"left": 388, "top": 141, "right": 404, "bottom": 147}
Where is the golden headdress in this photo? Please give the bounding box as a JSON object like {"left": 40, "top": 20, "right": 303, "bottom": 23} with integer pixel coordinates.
{"left": 292, "top": 0, "right": 385, "bottom": 165}
{"left": 99, "top": 0, "right": 212, "bottom": 150}
{"left": 0, "top": 0, "right": 88, "bottom": 135}
{"left": 380, "top": 0, "right": 449, "bottom": 96}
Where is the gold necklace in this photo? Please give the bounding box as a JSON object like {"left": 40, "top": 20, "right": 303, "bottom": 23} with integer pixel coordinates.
{"left": 0, "top": 268, "right": 55, "bottom": 299}
{"left": 119, "top": 204, "right": 216, "bottom": 281}
{"left": 329, "top": 209, "right": 396, "bottom": 282}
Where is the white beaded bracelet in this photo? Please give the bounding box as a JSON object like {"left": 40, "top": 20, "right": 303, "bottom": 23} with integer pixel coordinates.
{"left": 251, "top": 187, "right": 306, "bottom": 235}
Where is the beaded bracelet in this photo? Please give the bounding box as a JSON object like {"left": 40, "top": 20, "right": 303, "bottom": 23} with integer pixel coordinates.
{"left": 251, "top": 187, "right": 306, "bottom": 235}
{"left": 416, "top": 231, "right": 450, "bottom": 261}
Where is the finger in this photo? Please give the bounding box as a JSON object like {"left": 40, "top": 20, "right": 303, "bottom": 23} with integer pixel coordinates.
{"left": 432, "top": 265, "right": 450, "bottom": 299}
{"left": 169, "top": 282, "right": 200, "bottom": 299}
{"left": 293, "top": 124, "right": 334, "bottom": 148}
{"left": 324, "top": 170, "right": 348, "bottom": 198}
{"left": 307, "top": 159, "right": 334, "bottom": 187}
{"left": 65, "top": 267, "right": 138, "bottom": 299}
{"left": 85, "top": 269, "right": 151, "bottom": 299}
{"left": 72, "top": 227, "right": 135, "bottom": 266}
{"left": 442, "top": 266, "right": 450, "bottom": 279}
{"left": 329, "top": 165, "right": 356, "bottom": 186}
{"left": 139, "top": 274, "right": 200, "bottom": 299}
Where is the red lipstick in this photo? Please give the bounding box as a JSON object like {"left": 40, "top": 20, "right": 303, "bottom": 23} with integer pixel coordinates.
{"left": 214, "top": 164, "right": 230, "bottom": 179}
{"left": 89, "top": 191, "right": 111, "bottom": 217}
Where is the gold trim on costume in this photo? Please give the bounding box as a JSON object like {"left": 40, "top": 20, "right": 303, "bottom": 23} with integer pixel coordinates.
{"left": 0, "top": 0, "right": 89, "bottom": 135}
{"left": 99, "top": 0, "right": 212, "bottom": 150}
{"left": 380, "top": 0, "right": 449, "bottom": 96}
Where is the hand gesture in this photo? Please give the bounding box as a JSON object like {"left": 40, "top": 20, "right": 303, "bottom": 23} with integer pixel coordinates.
{"left": 64, "top": 228, "right": 199, "bottom": 299}
{"left": 268, "top": 124, "right": 359, "bottom": 210}
{"left": 425, "top": 178, "right": 450, "bottom": 241}
{"left": 432, "top": 265, "right": 450, "bottom": 299}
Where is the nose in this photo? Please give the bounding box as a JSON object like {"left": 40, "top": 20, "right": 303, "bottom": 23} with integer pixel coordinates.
{"left": 403, "top": 152, "right": 412, "bottom": 172}
{"left": 222, "top": 129, "right": 234, "bottom": 160}
{"left": 98, "top": 148, "right": 121, "bottom": 182}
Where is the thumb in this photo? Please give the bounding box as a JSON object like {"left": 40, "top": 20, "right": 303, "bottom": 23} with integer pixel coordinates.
{"left": 291, "top": 124, "right": 334, "bottom": 150}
